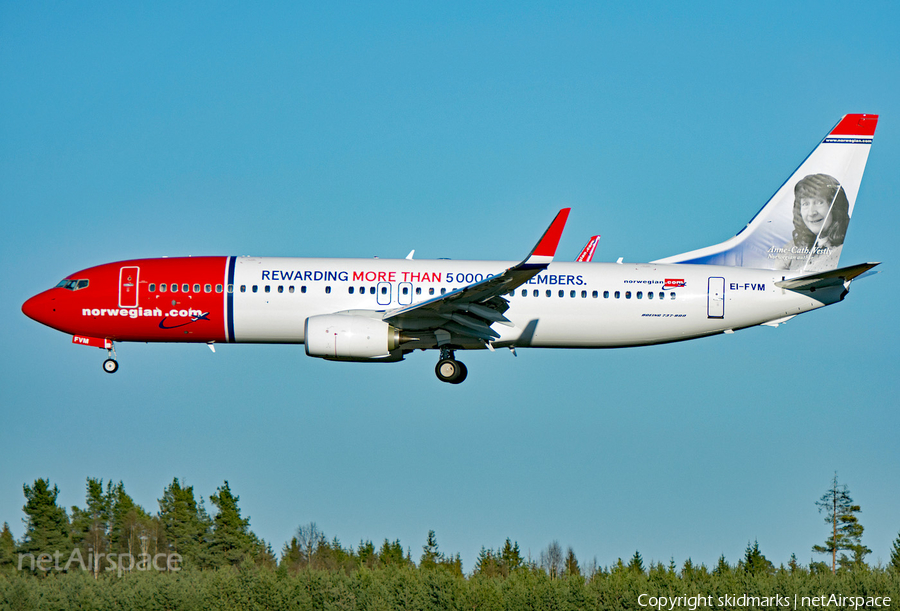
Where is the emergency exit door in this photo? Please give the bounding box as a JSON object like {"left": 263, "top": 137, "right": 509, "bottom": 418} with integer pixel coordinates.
{"left": 376, "top": 282, "right": 392, "bottom": 306}
{"left": 708, "top": 277, "right": 725, "bottom": 318}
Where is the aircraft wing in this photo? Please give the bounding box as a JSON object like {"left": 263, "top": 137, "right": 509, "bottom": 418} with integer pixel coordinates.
{"left": 382, "top": 208, "right": 570, "bottom": 342}
{"left": 775, "top": 262, "right": 880, "bottom": 291}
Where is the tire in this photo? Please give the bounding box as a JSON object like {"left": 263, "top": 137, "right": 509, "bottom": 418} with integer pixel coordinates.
{"left": 103, "top": 359, "right": 119, "bottom": 374}
{"left": 451, "top": 361, "right": 467, "bottom": 384}
{"left": 435, "top": 359, "right": 467, "bottom": 384}
{"left": 435, "top": 359, "right": 459, "bottom": 383}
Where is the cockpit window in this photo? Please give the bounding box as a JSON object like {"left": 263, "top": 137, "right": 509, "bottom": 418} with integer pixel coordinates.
{"left": 56, "top": 279, "right": 89, "bottom": 291}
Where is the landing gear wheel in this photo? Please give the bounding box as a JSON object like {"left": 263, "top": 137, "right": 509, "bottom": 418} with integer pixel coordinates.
{"left": 435, "top": 359, "right": 467, "bottom": 384}
{"left": 455, "top": 361, "right": 467, "bottom": 384}
{"left": 103, "top": 359, "right": 119, "bottom": 374}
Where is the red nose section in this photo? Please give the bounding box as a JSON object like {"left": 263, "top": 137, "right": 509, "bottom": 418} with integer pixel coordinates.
{"left": 22, "top": 290, "right": 55, "bottom": 326}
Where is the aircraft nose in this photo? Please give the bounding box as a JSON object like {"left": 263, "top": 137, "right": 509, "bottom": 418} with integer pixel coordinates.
{"left": 22, "top": 291, "right": 56, "bottom": 325}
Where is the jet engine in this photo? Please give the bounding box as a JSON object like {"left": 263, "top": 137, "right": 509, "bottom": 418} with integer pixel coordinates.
{"left": 304, "top": 314, "right": 402, "bottom": 359}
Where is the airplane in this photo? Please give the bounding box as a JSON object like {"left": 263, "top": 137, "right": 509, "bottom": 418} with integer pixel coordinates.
{"left": 22, "top": 114, "right": 880, "bottom": 384}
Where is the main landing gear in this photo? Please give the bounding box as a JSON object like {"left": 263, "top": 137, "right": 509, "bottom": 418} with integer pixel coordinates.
{"left": 435, "top": 347, "right": 467, "bottom": 384}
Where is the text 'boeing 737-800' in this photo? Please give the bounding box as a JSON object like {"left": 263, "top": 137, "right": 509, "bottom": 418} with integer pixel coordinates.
{"left": 22, "top": 114, "right": 880, "bottom": 383}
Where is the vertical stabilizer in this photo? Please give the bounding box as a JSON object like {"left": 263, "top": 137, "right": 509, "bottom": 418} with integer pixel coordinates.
{"left": 654, "top": 114, "right": 878, "bottom": 271}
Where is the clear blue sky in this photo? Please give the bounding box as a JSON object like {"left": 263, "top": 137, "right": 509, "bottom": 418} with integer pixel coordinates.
{"left": 2, "top": 1, "right": 899, "bottom": 572}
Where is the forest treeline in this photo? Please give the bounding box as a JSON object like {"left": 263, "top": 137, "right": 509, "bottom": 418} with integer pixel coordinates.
{"left": 2, "top": 566, "right": 900, "bottom": 611}
{"left": 2, "top": 477, "right": 900, "bottom": 610}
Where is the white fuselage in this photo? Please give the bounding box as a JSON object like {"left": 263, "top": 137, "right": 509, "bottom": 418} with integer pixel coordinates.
{"left": 230, "top": 257, "right": 836, "bottom": 347}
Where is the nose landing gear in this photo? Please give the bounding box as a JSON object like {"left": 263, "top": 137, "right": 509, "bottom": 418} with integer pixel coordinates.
{"left": 435, "top": 347, "right": 467, "bottom": 384}
{"left": 102, "top": 342, "right": 118, "bottom": 374}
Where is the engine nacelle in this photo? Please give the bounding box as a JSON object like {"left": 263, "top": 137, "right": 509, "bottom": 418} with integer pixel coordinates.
{"left": 304, "top": 315, "right": 401, "bottom": 359}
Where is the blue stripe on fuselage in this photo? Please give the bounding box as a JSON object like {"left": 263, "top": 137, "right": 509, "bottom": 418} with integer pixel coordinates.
{"left": 227, "top": 256, "right": 236, "bottom": 342}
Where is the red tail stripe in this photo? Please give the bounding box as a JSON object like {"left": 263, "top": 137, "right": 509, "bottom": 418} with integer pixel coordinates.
{"left": 829, "top": 114, "right": 878, "bottom": 137}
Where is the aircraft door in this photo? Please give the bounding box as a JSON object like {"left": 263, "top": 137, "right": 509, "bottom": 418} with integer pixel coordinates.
{"left": 398, "top": 282, "right": 413, "bottom": 305}
{"left": 119, "top": 266, "right": 140, "bottom": 308}
{"left": 376, "top": 282, "right": 392, "bottom": 306}
{"left": 708, "top": 276, "right": 725, "bottom": 318}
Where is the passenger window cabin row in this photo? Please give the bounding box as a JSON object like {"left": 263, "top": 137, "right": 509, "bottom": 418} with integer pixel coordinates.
{"left": 510, "top": 289, "right": 677, "bottom": 300}
{"left": 232, "top": 285, "right": 677, "bottom": 300}
{"left": 235, "top": 285, "right": 451, "bottom": 296}
{"left": 148, "top": 283, "right": 223, "bottom": 294}
{"left": 146, "top": 283, "right": 677, "bottom": 301}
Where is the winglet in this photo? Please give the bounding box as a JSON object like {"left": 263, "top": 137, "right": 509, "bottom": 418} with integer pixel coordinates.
{"left": 575, "top": 235, "right": 600, "bottom": 262}
{"left": 382, "top": 208, "right": 571, "bottom": 325}
{"left": 524, "top": 208, "right": 570, "bottom": 267}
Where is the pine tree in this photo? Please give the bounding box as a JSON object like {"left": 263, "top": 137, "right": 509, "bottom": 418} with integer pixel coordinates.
{"left": 500, "top": 538, "right": 522, "bottom": 575}
{"left": 742, "top": 540, "right": 774, "bottom": 575}
{"left": 208, "top": 481, "right": 255, "bottom": 567}
{"left": 420, "top": 530, "right": 442, "bottom": 569}
{"left": 474, "top": 547, "right": 500, "bottom": 576}
{"left": 70, "top": 478, "right": 112, "bottom": 578}
{"left": 19, "top": 479, "right": 71, "bottom": 564}
{"left": 565, "top": 547, "right": 581, "bottom": 576}
{"left": 627, "top": 550, "right": 644, "bottom": 574}
{"left": 0, "top": 522, "right": 16, "bottom": 569}
{"left": 106, "top": 481, "right": 155, "bottom": 559}
{"left": 812, "top": 474, "right": 870, "bottom": 573}
{"left": 158, "top": 478, "right": 211, "bottom": 568}
{"left": 321, "top": 536, "right": 345, "bottom": 570}
{"left": 253, "top": 539, "right": 277, "bottom": 570}
{"left": 809, "top": 560, "right": 831, "bottom": 575}
{"left": 648, "top": 560, "right": 668, "bottom": 579}
{"left": 357, "top": 540, "right": 376, "bottom": 568}
{"left": 445, "top": 552, "right": 463, "bottom": 575}
{"left": 713, "top": 555, "right": 731, "bottom": 576}
{"left": 378, "top": 539, "right": 407, "bottom": 566}
{"left": 889, "top": 531, "right": 900, "bottom": 573}
{"left": 280, "top": 536, "right": 302, "bottom": 573}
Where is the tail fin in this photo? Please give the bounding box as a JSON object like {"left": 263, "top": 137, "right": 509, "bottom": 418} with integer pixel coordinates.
{"left": 654, "top": 114, "right": 878, "bottom": 271}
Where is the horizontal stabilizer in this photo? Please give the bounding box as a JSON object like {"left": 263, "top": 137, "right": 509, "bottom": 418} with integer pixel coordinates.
{"left": 775, "top": 262, "right": 880, "bottom": 291}
{"left": 761, "top": 315, "right": 796, "bottom": 328}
